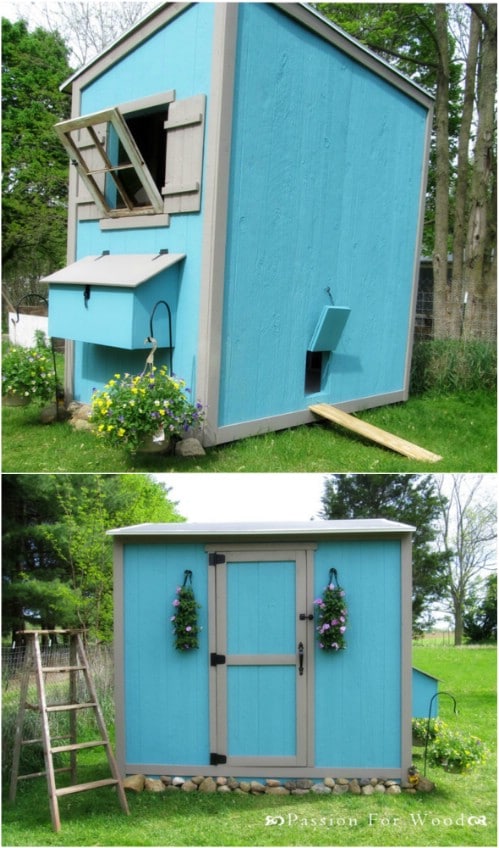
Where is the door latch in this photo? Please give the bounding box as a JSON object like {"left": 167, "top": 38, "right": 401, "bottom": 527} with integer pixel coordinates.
{"left": 298, "top": 641, "right": 304, "bottom": 676}
{"left": 299, "top": 613, "right": 314, "bottom": 621}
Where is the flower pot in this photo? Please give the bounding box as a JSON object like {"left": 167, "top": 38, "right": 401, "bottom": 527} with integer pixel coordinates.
{"left": 3, "top": 393, "right": 30, "bottom": 407}
{"left": 136, "top": 431, "right": 172, "bottom": 455}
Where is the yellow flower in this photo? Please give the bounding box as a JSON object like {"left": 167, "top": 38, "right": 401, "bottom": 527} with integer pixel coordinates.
{"left": 114, "top": 373, "right": 121, "bottom": 379}
{"left": 107, "top": 425, "right": 114, "bottom": 432}
{"left": 98, "top": 424, "right": 105, "bottom": 432}
{"left": 131, "top": 387, "right": 138, "bottom": 394}
{"left": 118, "top": 428, "right": 126, "bottom": 437}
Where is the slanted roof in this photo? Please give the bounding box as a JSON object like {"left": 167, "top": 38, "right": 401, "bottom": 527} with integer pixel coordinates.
{"left": 61, "top": 2, "right": 433, "bottom": 110}
{"left": 108, "top": 519, "right": 415, "bottom": 538}
{"left": 41, "top": 253, "right": 185, "bottom": 288}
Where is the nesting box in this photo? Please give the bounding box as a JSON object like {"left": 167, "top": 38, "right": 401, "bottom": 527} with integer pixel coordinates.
{"left": 110, "top": 519, "right": 415, "bottom": 780}
{"left": 44, "top": 2, "right": 433, "bottom": 445}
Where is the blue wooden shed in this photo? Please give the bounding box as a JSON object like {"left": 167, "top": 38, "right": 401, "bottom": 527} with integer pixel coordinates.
{"left": 110, "top": 519, "right": 415, "bottom": 781}
{"left": 43, "top": 3, "right": 433, "bottom": 447}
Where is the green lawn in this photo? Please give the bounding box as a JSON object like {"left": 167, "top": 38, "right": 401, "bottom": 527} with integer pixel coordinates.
{"left": 2, "top": 644, "right": 496, "bottom": 847}
{"left": 2, "top": 389, "right": 496, "bottom": 472}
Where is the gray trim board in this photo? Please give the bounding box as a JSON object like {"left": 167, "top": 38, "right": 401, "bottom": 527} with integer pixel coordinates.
{"left": 122, "top": 763, "right": 407, "bottom": 780}
{"left": 113, "top": 542, "right": 126, "bottom": 777}
{"left": 400, "top": 535, "right": 413, "bottom": 778}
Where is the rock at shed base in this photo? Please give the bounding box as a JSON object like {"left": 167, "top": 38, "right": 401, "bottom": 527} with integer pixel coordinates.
{"left": 175, "top": 438, "right": 206, "bottom": 457}
{"left": 145, "top": 778, "right": 166, "bottom": 793}
{"left": 123, "top": 774, "right": 145, "bottom": 792}
{"left": 416, "top": 776, "right": 436, "bottom": 793}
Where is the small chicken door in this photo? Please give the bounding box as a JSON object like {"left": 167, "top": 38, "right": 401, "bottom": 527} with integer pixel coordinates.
{"left": 208, "top": 547, "right": 314, "bottom": 769}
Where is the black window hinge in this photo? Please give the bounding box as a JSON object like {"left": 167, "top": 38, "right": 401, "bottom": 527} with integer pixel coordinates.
{"left": 210, "top": 653, "right": 226, "bottom": 667}
{"left": 209, "top": 553, "right": 225, "bottom": 566}
{"left": 210, "top": 752, "right": 227, "bottom": 766}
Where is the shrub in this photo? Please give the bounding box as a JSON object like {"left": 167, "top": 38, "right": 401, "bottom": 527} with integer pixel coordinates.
{"left": 410, "top": 339, "right": 497, "bottom": 395}
{"left": 2, "top": 334, "right": 58, "bottom": 405}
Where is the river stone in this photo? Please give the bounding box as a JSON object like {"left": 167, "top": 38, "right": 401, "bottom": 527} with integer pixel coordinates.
{"left": 291, "top": 788, "right": 310, "bottom": 795}
{"left": 191, "top": 775, "right": 205, "bottom": 786}
{"left": 250, "top": 781, "right": 265, "bottom": 793}
{"left": 172, "top": 776, "right": 185, "bottom": 786}
{"left": 216, "top": 776, "right": 228, "bottom": 786}
{"left": 175, "top": 437, "right": 206, "bottom": 457}
{"left": 332, "top": 784, "right": 349, "bottom": 795}
{"left": 337, "top": 778, "right": 350, "bottom": 785}
{"left": 227, "top": 778, "right": 240, "bottom": 790}
{"left": 324, "top": 777, "right": 335, "bottom": 788}
{"left": 312, "top": 783, "right": 331, "bottom": 795}
{"left": 145, "top": 778, "right": 165, "bottom": 793}
{"left": 123, "top": 774, "right": 145, "bottom": 792}
{"left": 165, "top": 784, "right": 180, "bottom": 791}
{"left": 386, "top": 784, "right": 402, "bottom": 795}
{"left": 199, "top": 777, "right": 217, "bottom": 793}
{"left": 239, "top": 782, "right": 251, "bottom": 793}
{"left": 266, "top": 786, "right": 290, "bottom": 795}
{"left": 181, "top": 780, "right": 198, "bottom": 792}
{"left": 349, "top": 781, "right": 362, "bottom": 795}
{"left": 217, "top": 784, "right": 232, "bottom": 793}
{"left": 160, "top": 775, "right": 172, "bottom": 786}
{"left": 266, "top": 779, "right": 281, "bottom": 787}
{"left": 416, "top": 776, "right": 435, "bottom": 793}
{"left": 362, "top": 784, "right": 375, "bottom": 795}
{"left": 374, "top": 783, "right": 386, "bottom": 794}
{"left": 296, "top": 778, "right": 313, "bottom": 790}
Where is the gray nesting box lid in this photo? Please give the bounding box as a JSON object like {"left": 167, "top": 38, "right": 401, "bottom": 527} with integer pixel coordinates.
{"left": 108, "top": 519, "right": 415, "bottom": 539}
{"left": 41, "top": 252, "right": 185, "bottom": 288}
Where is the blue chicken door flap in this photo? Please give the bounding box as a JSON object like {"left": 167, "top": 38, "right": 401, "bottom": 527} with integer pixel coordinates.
{"left": 308, "top": 305, "right": 351, "bottom": 352}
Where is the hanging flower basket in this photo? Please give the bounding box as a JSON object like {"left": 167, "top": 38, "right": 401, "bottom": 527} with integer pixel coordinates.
{"left": 171, "top": 570, "right": 201, "bottom": 651}
{"left": 314, "top": 567, "right": 348, "bottom": 651}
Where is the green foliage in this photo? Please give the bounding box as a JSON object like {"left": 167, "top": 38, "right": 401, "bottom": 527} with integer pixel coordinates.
{"left": 171, "top": 581, "right": 201, "bottom": 652}
{"left": 320, "top": 475, "right": 450, "bottom": 627}
{"left": 1, "top": 18, "right": 72, "bottom": 287}
{"left": 2, "top": 336, "right": 58, "bottom": 404}
{"left": 412, "top": 717, "right": 447, "bottom": 744}
{"left": 313, "top": 578, "right": 347, "bottom": 651}
{"left": 427, "top": 727, "right": 488, "bottom": 772}
{"left": 1, "top": 474, "right": 184, "bottom": 642}
{"left": 410, "top": 339, "right": 497, "bottom": 395}
{"left": 463, "top": 574, "right": 497, "bottom": 643}
{"left": 89, "top": 366, "right": 204, "bottom": 453}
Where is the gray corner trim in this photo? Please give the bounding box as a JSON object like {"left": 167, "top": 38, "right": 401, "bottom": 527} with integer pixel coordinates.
{"left": 203, "top": 390, "right": 407, "bottom": 446}
{"left": 400, "top": 534, "right": 413, "bottom": 779}
{"left": 197, "top": 3, "right": 238, "bottom": 436}
{"left": 404, "top": 102, "right": 435, "bottom": 393}
{"left": 277, "top": 4, "right": 434, "bottom": 110}
{"left": 63, "top": 341, "right": 75, "bottom": 403}
{"left": 113, "top": 542, "right": 126, "bottom": 777}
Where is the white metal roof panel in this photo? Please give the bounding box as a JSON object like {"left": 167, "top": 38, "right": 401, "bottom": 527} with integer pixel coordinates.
{"left": 41, "top": 253, "right": 185, "bottom": 288}
{"left": 108, "top": 519, "right": 415, "bottom": 537}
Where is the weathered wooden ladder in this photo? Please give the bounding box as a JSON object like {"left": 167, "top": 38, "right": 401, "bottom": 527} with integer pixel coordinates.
{"left": 9, "top": 629, "right": 129, "bottom": 832}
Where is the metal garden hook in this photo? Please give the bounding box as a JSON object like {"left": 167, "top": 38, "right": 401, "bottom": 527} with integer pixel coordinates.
{"left": 423, "top": 691, "right": 458, "bottom": 776}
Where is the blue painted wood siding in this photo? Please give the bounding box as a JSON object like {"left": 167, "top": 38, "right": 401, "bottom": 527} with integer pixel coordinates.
{"left": 122, "top": 543, "right": 210, "bottom": 766}
{"left": 412, "top": 668, "right": 438, "bottom": 718}
{"left": 70, "top": 3, "right": 215, "bottom": 400}
{"left": 218, "top": 3, "right": 429, "bottom": 426}
{"left": 314, "top": 540, "right": 402, "bottom": 768}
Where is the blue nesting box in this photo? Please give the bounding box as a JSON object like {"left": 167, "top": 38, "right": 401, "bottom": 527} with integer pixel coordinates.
{"left": 110, "top": 519, "right": 415, "bottom": 781}
{"left": 44, "top": 3, "right": 433, "bottom": 445}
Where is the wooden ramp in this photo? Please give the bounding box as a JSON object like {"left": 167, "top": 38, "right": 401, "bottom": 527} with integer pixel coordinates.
{"left": 310, "top": 404, "right": 442, "bottom": 463}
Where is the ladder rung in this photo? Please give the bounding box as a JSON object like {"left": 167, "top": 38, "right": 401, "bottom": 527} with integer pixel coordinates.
{"left": 42, "top": 666, "right": 86, "bottom": 673}
{"left": 55, "top": 778, "right": 119, "bottom": 797}
{"left": 51, "top": 740, "right": 107, "bottom": 754}
{"left": 46, "top": 702, "right": 97, "bottom": 712}
{"left": 18, "top": 766, "right": 72, "bottom": 781}
{"left": 22, "top": 735, "right": 69, "bottom": 746}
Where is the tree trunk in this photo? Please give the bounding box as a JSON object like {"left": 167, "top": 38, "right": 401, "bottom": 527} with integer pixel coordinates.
{"left": 451, "top": 11, "right": 481, "bottom": 337}
{"left": 432, "top": 5, "right": 452, "bottom": 339}
{"left": 462, "top": 4, "right": 497, "bottom": 340}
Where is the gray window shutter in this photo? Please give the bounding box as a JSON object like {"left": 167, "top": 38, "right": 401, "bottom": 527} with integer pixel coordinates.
{"left": 162, "top": 94, "right": 206, "bottom": 213}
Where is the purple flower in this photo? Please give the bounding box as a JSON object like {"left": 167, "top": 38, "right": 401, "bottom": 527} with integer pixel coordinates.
{"left": 186, "top": 626, "right": 192, "bottom": 632}
{"left": 172, "top": 599, "right": 180, "bottom": 607}
{"left": 339, "top": 626, "right": 346, "bottom": 634}
{"left": 313, "top": 598, "right": 324, "bottom": 606}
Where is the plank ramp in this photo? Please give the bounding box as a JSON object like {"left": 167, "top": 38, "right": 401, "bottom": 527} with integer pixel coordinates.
{"left": 309, "top": 404, "right": 442, "bottom": 463}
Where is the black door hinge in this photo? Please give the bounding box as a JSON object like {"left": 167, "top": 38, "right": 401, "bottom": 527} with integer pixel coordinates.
{"left": 210, "top": 653, "right": 226, "bottom": 666}
{"left": 209, "top": 553, "right": 225, "bottom": 566}
{"left": 210, "top": 752, "right": 227, "bottom": 765}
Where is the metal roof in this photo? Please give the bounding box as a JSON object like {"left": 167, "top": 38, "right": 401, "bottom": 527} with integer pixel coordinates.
{"left": 41, "top": 253, "right": 185, "bottom": 288}
{"left": 108, "top": 519, "right": 415, "bottom": 538}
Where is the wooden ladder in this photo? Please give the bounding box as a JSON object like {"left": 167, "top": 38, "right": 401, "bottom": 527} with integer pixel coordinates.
{"left": 9, "top": 630, "right": 129, "bottom": 832}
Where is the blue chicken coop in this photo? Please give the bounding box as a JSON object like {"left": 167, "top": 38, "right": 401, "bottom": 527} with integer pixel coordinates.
{"left": 110, "top": 519, "right": 417, "bottom": 781}
{"left": 43, "top": 3, "right": 433, "bottom": 446}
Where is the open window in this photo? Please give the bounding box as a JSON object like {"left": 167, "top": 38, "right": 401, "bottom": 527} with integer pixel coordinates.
{"left": 55, "top": 92, "right": 206, "bottom": 220}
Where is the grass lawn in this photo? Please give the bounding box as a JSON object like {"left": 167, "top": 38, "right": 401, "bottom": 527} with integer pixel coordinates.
{"left": 2, "top": 644, "right": 496, "bottom": 847}
{"left": 2, "top": 389, "right": 496, "bottom": 472}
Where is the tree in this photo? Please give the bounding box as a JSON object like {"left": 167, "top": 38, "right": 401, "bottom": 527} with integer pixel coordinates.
{"left": 320, "top": 474, "right": 449, "bottom": 630}
{"left": 2, "top": 474, "right": 184, "bottom": 643}
{"left": 463, "top": 573, "right": 497, "bottom": 642}
{"left": 434, "top": 474, "right": 497, "bottom": 645}
{"left": 1, "top": 19, "right": 72, "bottom": 302}
{"left": 316, "top": 4, "right": 497, "bottom": 340}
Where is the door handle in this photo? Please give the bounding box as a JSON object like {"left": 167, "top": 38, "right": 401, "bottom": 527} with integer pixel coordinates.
{"left": 299, "top": 613, "right": 314, "bottom": 621}
{"left": 298, "top": 641, "right": 304, "bottom": 676}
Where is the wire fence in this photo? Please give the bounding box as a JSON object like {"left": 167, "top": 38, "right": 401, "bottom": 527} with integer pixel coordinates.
{"left": 414, "top": 289, "right": 497, "bottom": 342}
{"left": 2, "top": 643, "right": 115, "bottom": 782}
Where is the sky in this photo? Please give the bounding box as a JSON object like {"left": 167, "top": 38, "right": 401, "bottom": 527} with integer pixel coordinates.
{"left": 155, "top": 473, "right": 328, "bottom": 522}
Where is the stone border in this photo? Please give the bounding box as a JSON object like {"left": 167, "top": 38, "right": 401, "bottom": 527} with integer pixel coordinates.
{"left": 124, "top": 775, "right": 435, "bottom": 795}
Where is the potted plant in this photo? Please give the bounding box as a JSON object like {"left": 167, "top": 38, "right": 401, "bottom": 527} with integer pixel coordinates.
{"left": 89, "top": 365, "right": 204, "bottom": 454}
{"left": 314, "top": 568, "right": 348, "bottom": 651}
{"left": 171, "top": 573, "right": 201, "bottom": 651}
{"left": 412, "top": 717, "right": 447, "bottom": 747}
{"left": 428, "top": 728, "right": 487, "bottom": 772}
{"left": 2, "top": 334, "right": 57, "bottom": 406}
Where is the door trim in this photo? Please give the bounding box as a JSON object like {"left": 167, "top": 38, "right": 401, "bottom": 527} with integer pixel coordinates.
{"left": 208, "top": 546, "right": 315, "bottom": 768}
